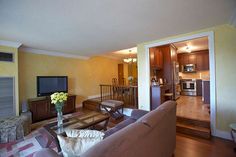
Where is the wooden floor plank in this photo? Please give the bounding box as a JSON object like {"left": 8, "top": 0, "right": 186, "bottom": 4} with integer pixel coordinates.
{"left": 175, "top": 133, "right": 236, "bottom": 157}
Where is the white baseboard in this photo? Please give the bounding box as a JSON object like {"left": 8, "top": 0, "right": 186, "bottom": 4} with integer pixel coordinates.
{"left": 214, "top": 129, "right": 232, "bottom": 140}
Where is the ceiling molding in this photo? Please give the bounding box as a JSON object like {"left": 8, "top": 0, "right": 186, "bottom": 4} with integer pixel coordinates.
{"left": 97, "top": 54, "right": 122, "bottom": 61}
{"left": 0, "top": 40, "right": 22, "bottom": 48}
{"left": 19, "top": 47, "right": 90, "bottom": 60}
{"left": 229, "top": 7, "right": 236, "bottom": 27}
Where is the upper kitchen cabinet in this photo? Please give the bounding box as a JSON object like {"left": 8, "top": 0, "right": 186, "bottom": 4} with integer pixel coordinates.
{"left": 196, "top": 50, "right": 209, "bottom": 71}
{"left": 178, "top": 50, "right": 209, "bottom": 71}
{"left": 188, "top": 54, "right": 197, "bottom": 65}
{"left": 150, "top": 47, "right": 163, "bottom": 70}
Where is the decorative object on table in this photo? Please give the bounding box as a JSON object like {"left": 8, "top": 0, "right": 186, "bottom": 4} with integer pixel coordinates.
{"left": 50, "top": 92, "right": 68, "bottom": 134}
{"left": 57, "top": 129, "right": 105, "bottom": 157}
{"left": 21, "top": 100, "right": 29, "bottom": 113}
{"left": 128, "top": 76, "right": 134, "bottom": 85}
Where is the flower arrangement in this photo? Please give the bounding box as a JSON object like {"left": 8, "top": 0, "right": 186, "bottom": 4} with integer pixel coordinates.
{"left": 128, "top": 76, "right": 134, "bottom": 85}
{"left": 51, "top": 92, "right": 68, "bottom": 112}
{"left": 51, "top": 92, "right": 68, "bottom": 130}
{"left": 128, "top": 76, "right": 134, "bottom": 81}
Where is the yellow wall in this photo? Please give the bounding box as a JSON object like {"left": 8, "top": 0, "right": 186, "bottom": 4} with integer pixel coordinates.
{"left": 137, "top": 24, "right": 236, "bottom": 132}
{"left": 0, "top": 45, "right": 19, "bottom": 115}
{"left": 18, "top": 52, "right": 121, "bottom": 107}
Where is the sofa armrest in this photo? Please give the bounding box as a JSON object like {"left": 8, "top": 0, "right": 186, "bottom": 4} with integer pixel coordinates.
{"left": 131, "top": 109, "right": 149, "bottom": 120}
{"left": 33, "top": 148, "right": 61, "bottom": 157}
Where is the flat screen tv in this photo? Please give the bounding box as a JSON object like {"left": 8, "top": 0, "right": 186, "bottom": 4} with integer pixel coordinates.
{"left": 37, "top": 76, "right": 68, "bottom": 97}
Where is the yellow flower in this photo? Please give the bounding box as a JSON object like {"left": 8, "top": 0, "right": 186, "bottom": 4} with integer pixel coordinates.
{"left": 50, "top": 92, "right": 68, "bottom": 104}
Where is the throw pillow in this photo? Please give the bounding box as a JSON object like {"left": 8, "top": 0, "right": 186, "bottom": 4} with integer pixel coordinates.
{"left": 57, "top": 129, "right": 105, "bottom": 157}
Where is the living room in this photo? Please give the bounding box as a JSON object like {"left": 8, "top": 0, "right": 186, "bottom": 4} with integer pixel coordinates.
{"left": 1, "top": 1, "right": 236, "bottom": 157}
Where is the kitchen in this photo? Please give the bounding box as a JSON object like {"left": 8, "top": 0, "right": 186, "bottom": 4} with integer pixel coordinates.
{"left": 150, "top": 37, "right": 211, "bottom": 138}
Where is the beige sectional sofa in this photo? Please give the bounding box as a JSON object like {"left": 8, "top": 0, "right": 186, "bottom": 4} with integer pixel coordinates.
{"left": 34, "top": 101, "right": 176, "bottom": 157}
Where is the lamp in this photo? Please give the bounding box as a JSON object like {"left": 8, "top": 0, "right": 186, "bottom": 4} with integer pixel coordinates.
{"left": 123, "top": 50, "right": 137, "bottom": 63}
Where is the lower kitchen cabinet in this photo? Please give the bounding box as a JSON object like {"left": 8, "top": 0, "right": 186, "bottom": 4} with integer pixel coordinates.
{"left": 203, "top": 81, "right": 210, "bottom": 104}
{"left": 196, "top": 79, "right": 202, "bottom": 96}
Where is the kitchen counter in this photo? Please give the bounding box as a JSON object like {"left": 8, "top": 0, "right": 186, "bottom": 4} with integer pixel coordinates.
{"left": 150, "top": 84, "right": 172, "bottom": 110}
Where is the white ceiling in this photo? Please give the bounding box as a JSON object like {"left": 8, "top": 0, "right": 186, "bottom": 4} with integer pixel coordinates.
{"left": 0, "top": 0, "right": 235, "bottom": 57}
{"left": 104, "top": 47, "right": 137, "bottom": 59}
{"left": 173, "top": 37, "right": 208, "bottom": 53}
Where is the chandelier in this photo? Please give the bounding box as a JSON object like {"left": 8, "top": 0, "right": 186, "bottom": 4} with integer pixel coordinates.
{"left": 123, "top": 50, "right": 137, "bottom": 63}
{"left": 123, "top": 57, "right": 137, "bottom": 63}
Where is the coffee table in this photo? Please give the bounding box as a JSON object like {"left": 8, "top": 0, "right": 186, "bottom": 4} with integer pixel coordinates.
{"left": 42, "top": 111, "right": 110, "bottom": 152}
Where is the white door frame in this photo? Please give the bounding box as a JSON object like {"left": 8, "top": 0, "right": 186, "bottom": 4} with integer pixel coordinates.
{"left": 144, "top": 31, "right": 216, "bottom": 136}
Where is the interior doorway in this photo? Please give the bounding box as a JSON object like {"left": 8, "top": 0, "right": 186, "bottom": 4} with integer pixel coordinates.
{"left": 146, "top": 32, "right": 215, "bottom": 138}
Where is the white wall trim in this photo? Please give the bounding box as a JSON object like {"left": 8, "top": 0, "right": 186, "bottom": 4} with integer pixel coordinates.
{"left": 143, "top": 31, "right": 218, "bottom": 138}
{"left": 229, "top": 7, "right": 236, "bottom": 27}
{"left": 0, "top": 40, "right": 22, "bottom": 48}
{"left": 215, "top": 129, "right": 232, "bottom": 140}
{"left": 98, "top": 54, "right": 122, "bottom": 61}
{"left": 20, "top": 47, "right": 90, "bottom": 60}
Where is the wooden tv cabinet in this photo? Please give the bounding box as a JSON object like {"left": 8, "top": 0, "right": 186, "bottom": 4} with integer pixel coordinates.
{"left": 29, "top": 95, "right": 76, "bottom": 123}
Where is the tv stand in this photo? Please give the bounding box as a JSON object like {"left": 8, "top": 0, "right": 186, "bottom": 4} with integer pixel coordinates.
{"left": 29, "top": 95, "right": 76, "bottom": 123}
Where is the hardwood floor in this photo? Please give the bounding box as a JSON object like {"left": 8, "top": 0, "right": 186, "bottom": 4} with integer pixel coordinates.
{"left": 175, "top": 133, "right": 236, "bottom": 157}
{"left": 176, "top": 96, "right": 210, "bottom": 122}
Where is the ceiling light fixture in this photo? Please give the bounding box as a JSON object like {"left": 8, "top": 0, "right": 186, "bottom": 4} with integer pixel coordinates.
{"left": 185, "top": 45, "right": 192, "bottom": 53}
{"left": 123, "top": 50, "right": 137, "bottom": 63}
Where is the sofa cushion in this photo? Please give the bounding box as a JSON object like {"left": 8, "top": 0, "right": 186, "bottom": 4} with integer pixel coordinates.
{"left": 57, "top": 129, "right": 104, "bottom": 157}
{"left": 65, "top": 129, "right": 105, "bottom": 138}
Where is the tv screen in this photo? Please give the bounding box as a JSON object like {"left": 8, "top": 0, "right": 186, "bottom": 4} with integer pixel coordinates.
{"left": 37, "top": 76, "right": 68, "bottom": 97}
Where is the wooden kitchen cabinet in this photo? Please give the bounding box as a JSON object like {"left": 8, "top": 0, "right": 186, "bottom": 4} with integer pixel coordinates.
{"left": 203, "top": 81, "right": 210, "bottom": 104}
{"left": 178, "top": 50, "right": 209, "bottom": 71}
{"left": 196, "top": 79, "right": 202, "bottom": 96}
{"left": 203, "top": 52, "right": 209, "bottom": 70}
{"left": 196, "top": 52, "right": 204, "bottom": 70}
{"left": 196, "top": 50, "right": 209, "bottom": 71}
{"left": 150, "top": 47, "right": 163, "bottom": 70}
{"left": 188, "top": 54, "right": 197, "bottom": 65}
